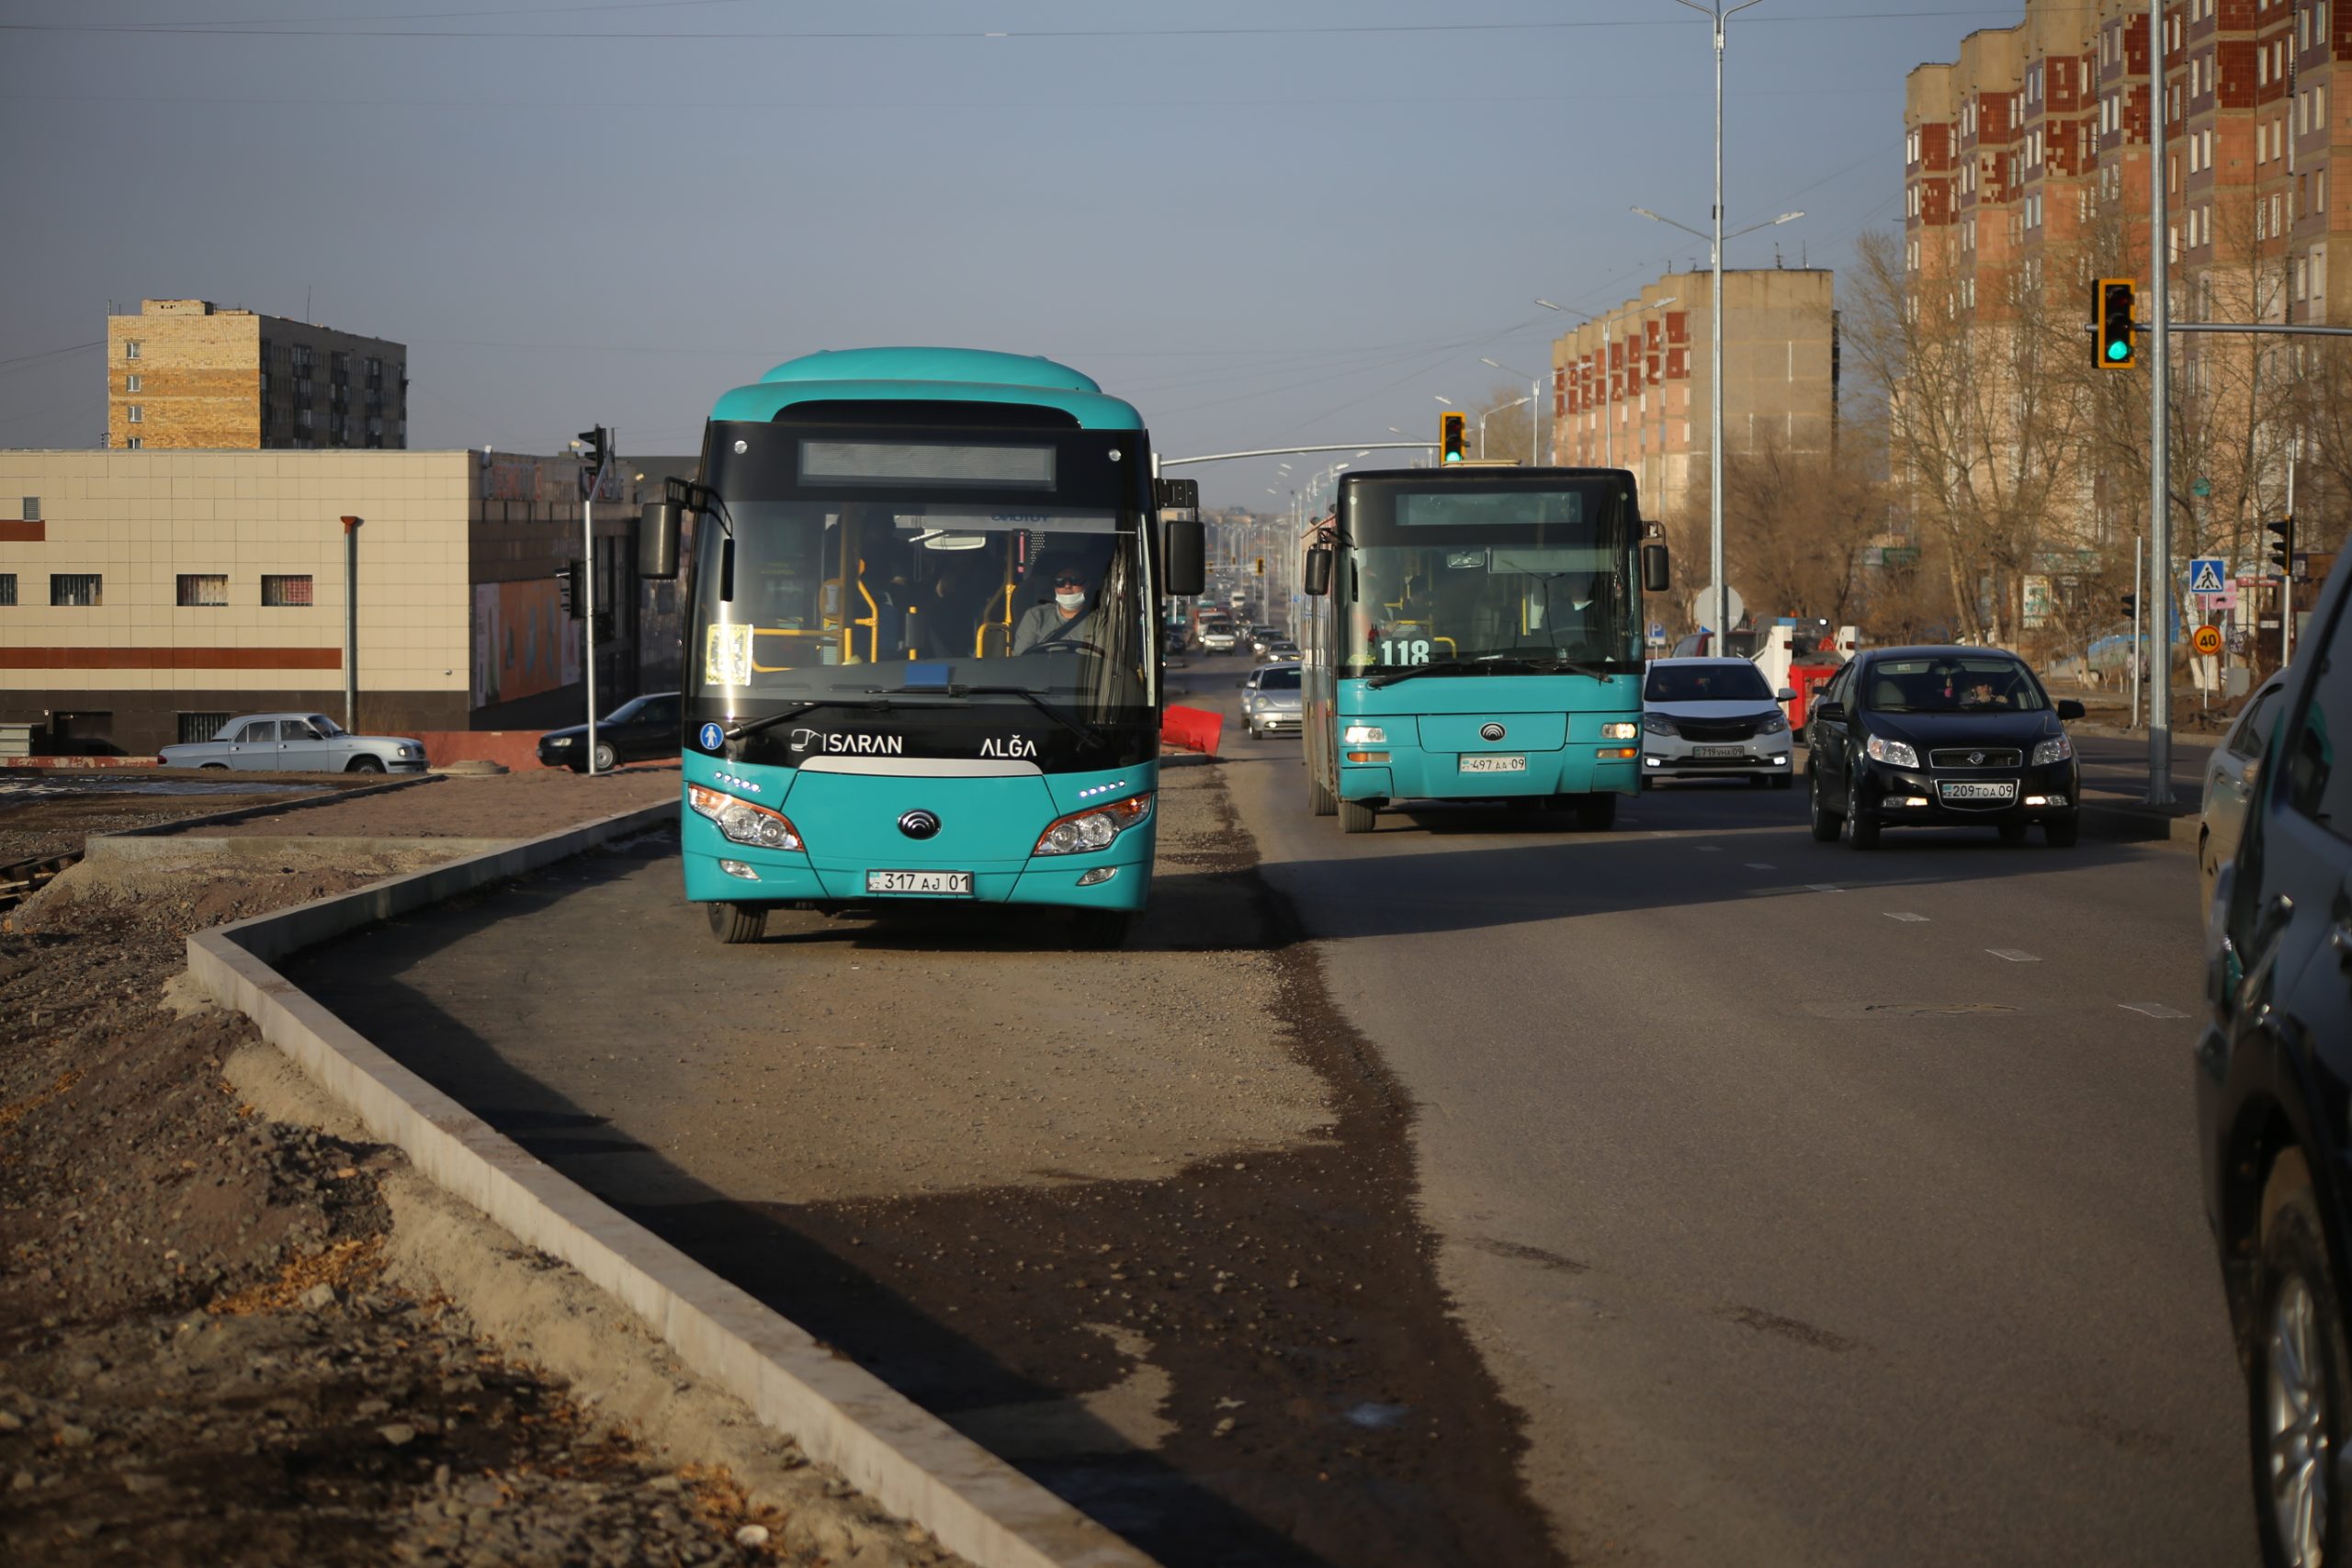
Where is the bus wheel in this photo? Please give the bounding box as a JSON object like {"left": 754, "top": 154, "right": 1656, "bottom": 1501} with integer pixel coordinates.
{"left": 1574, "top": 794, "right": 1617, "bottom": 831}
{"left": 1307, "top": 768, "right": 1337, "bottom": 817}
{"left": 1068, "top": 909, "right": 1132, "bottom": 950}
{"left": 707, "top": 902, "right": 766, "bottom": 944}
{"left": 1339, "top": 798, "right": 1377, "bottom": 834}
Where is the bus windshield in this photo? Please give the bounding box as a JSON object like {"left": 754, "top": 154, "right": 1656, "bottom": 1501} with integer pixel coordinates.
{"left": 691, "top": 499, "right": 1153, "bottom": 727}
{"left": 1340, "top": 478, "right": 1637, "bottom": 674}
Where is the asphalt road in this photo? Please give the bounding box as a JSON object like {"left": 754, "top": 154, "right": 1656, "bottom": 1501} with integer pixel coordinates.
{"left": 1186, "top": 652, "right": 2255, "bottom": 1566}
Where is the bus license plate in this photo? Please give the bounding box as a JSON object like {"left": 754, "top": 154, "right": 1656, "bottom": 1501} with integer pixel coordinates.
{"left": 865, "top": 870, "right": 974, "bottom": 896}
{"left": 1459, "top": 754, "right": 1527, "bottom": 773}
{"left": 1694, "top": 746, "right": 1745, "bottom": 759}
{"left": 1938, "top": 781, "right": 2017, "bottom": 801}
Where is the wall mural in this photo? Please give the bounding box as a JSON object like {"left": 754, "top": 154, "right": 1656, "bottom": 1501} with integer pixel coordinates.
{"left": 470, "top": 578, "right": 580, "bottom": 708}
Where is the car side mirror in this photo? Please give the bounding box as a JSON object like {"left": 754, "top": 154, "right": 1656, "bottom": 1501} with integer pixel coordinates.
{"left": 1305, "top": 548, "right": 1333, "bottom": 597}
{"left": 639, "top": 500, "right": 681, "bottom": 580}
{"left": 1640, "top": 540, "right": 1670, "bottom": 594}
{"left": 2057, "top": 699, "right": 2086, "bottom": 720}
{"left": 1164, "top": 517, "right": 1205, "bottom": 597}
{"left": 1776, "top": 687, "right": 1797, "bottom": 704}
{"left": 1814, "top": 700, "right": 1846, "bottom": 724}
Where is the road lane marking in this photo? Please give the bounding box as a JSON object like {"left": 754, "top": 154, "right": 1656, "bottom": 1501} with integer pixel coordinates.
{"left": 1744, "top": 862, "right": 1777, "bottom": 870}
{"left": 1986, "top": 948, "right": 2041, "bottom": 963}
{"left": 1806, "top": 883, "right": 1843, "bottom": 892}
{"left": 2120, "top": 1002, "right": 2189, "bottom": 1019}
{"left": 1693, "top": 845, "right": 1723, "bottom": 852}
{"left": 1883, "top": 912, "right": 1929, "bottom": 921}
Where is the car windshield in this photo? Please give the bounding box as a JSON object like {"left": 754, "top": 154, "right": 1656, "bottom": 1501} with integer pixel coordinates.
{"left": 1645, "top": 664, "right": 1771, "bottom": 703}
{"left": 305, "top": 714, "right": 345, "bottom": 736}
{"left": 1862, "top": 658, "right": 2046, "bottom": 714}
{"left": 1256, "top": 666, "right": 1302, "bottom": 691}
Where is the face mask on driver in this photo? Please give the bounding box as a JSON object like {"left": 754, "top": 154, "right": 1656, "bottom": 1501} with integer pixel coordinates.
{"left": 1056, "top": 589, "right": 1086, "bottom": 611}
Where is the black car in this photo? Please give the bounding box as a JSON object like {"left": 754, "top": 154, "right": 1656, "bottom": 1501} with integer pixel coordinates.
{"left": 2196, "top": 547, "right": 2352, "bottom": 1568}
{"left": 1804, "top": 647, "right": 2084, "bottom": 848}
{"left": 537, "top": 692, "right": 682, "bottom": 773}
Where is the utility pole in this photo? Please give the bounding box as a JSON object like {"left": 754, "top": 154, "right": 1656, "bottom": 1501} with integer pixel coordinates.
{"left": 339, "top": 515, "right": 361, "bottom": 731}
{"left": 576, "top": 426, "right": 612, "bottom": 775}
{"left": 2146, "top": 0, "right": 2174, "bottom": 807}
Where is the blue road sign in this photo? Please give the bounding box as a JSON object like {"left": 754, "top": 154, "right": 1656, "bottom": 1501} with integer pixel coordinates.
{"left": 2188, "top": 558, "right": 2227, "bottom": 594}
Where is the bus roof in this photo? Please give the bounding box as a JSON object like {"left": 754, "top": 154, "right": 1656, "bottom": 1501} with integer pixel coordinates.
{"left": 709, "top": 346, "right": 1145, "bottom": 432}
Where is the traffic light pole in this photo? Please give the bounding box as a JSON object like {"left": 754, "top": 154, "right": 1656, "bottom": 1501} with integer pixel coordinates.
{"left": 2147, "top": 0, "right": 2174, "bottom": 808}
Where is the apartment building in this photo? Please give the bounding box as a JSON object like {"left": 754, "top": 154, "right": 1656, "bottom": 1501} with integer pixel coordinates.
{"left": 1548, "top": 268, "right": 1838, "bottom": 527}
{"left": 107, "top": 299, "right": 408, "bottom": 452}
{"left": 1902, "top": 0, "right": 2346, "bottom": 589}
{"left": 0, "top": 449, "right": 654, "bottom": 757}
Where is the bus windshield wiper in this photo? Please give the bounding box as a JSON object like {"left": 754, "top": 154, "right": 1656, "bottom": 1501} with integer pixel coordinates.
{"left": 1365, "top": 658, "right": 1539, "bottom": 689}
{"left": 724, "top": 696, "right": 901, "bottom": 742}
{"left": 869, "top": 683, "right": 1101, "bottom": 746}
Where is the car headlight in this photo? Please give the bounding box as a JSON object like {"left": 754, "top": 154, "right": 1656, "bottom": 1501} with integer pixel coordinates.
{"left": 1758, "top": 710, "right": 1789, "bottom": 735}
{"left": 1865, "top": 734, "right": 1920, "bottom": 769}
{"left": 2031, "top": 735, "right": 2073, "bottom": 766}
{"left": 1600, "top": 721, "right": 1639, "bottom": 740}
{"left": 1033, "top": 793, "right": 1154, "bottom": 856}
{"left": 548, "top": 735, "right": 573, "bottom": 747}
{"left": 399, "top": 744, "right": 422, "bottom": 757}
{"left": 1642, "top": 712, "right": 1677, "bottom": 735}
{"left": 687, "top": 783, "right": 804, "bottom": 851}
{"left": 1342, "top": 725, "right": 1387, "bottom": 745}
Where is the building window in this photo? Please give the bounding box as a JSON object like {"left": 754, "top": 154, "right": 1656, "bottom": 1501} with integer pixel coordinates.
{"left": 261, "top": 574, "right": 314, "bottom": 607}
{"left": 20, "top": 497, "right": 37, "bottom": 521}
{"left": 126, "top": 405, "right": 142, "bottom": 423}
{"left": 123, "top": 340, "right": 141, "bottom": 360}
{"left": 126, "top": 437, "right": 141, "bottom": 450}
{"left": 124, "top": 373, "right": 141, "bottom": 393}
{"left": 0, "top": 574, "right": 15, "bottom": 606}
{"left": 51, "top": 573, "right": 103, "bottom": 607}
{"left": 176, "top": 573, "right": 229, "bottom": 607}
{"left": 176, "top": 712, "right": 231, "bottom": 745}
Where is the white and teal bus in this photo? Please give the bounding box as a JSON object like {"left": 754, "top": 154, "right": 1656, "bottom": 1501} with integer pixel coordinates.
{"left": 639, "top": 347, "right": 1204, "bottom": 946}
{"left": 1298, "top": 466, "right": 1668, "bottom": 832}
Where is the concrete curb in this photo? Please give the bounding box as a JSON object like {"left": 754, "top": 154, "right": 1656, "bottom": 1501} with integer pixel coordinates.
{"left": 185, "top": 800, "right": 1154, "bottom": 1568}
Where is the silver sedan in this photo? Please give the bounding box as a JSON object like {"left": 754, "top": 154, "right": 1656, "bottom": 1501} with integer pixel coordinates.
{"left": 1241, "top": 661, "right": 1303, "bottom": 738}
{"left": 158, "top": 712, "right": 428, "bottom": 773}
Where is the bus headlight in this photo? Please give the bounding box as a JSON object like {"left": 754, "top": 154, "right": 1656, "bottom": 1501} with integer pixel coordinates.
{"left": 1341, "top": 725, "right": 1387, "bottom": 745}
{"left": 1034, "top": 793, "right": 1154, "bottom": 856}
{"left": 687, "top": 783, "right": 804, "bottom": 852}
{"left": 1600, "top": 721, "right": 1639, "bottom": 740}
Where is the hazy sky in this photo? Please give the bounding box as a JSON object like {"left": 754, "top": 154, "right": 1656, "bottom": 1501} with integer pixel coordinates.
{"left": 1, "top": 0, "right": 1996, "bottom": 507}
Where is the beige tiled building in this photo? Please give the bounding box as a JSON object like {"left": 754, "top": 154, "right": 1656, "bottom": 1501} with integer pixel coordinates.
{"left": 0, "top": 449, "right": 652, "bottom": 755}
{"left": 107, "top": 299, "right": 407, "bottom": 452}
{"left": 1549, "top": 268, "right": 1838, "bottom": 526}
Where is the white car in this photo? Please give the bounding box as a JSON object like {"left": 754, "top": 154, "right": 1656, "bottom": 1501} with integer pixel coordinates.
{"left": 1641, "top": 657, "right": 1796, "bottom": 788}
{"left": 1240, "top": 661, "right": 1303, "bottom": 738}
{"left": 1198, "top": 625, "right": 1238, "bottom": 652}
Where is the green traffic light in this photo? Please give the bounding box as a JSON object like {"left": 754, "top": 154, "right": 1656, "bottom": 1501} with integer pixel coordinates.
{"left": 2106, "top": 341, "right": 2131, "bottom": 361}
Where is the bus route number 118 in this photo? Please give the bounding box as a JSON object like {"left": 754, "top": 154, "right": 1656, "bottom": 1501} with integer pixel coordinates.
{"left": 1379, "top": 638, "right": 1432, "bottom": 667}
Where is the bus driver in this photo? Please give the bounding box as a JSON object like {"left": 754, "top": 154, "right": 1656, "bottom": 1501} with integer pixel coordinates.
{"left": 1012, "top": 563, "right": 1099, "bottom": 653}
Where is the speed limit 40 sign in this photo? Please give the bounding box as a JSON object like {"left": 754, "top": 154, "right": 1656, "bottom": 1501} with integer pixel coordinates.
{"left": 2192, "top": 624, "right": 2224, "bottom": 657}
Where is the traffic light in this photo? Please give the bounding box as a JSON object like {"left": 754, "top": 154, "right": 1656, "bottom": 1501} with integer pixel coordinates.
{"left": 2096, "top": 278, "right": 2137, "bottom": 368}
{"left": 561, "top": 558, "right": 586, "bottom": 618}
{"left": 1440, "top": 412, "right": 1468, "bottom": 464}
{"left": 576, "top": 425, "right": 609, "bottom": 497}
{"left": 2267, "top": 515, "right": 2296, "bottom": 577}
{"left": 2120, "top": 591, "right": 2140, "bottom": 620}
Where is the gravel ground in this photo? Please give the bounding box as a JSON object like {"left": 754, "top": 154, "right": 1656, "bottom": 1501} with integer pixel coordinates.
{"left": 0, "top": 777, "right": 962, "bottom": 1567}
{"left": 195, "top": 768, "right": 679, "bottom": 840}
{"left": 0, "top": 773, "right": 379, "bottom": 868}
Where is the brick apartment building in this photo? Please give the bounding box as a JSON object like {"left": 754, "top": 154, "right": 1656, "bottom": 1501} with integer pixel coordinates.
{"left": 1548, "top": 268, "right": 1838, "bottom": 530}
{"left": 1902, "top": 0, "right": 2347, "bottom": 637}
{"left": 107, "top": 299, "right": 408, "bottom": 452}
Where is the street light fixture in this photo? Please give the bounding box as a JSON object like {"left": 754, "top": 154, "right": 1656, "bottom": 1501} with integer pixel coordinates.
{"left": 1477, "top": 396, "right": 1533, "bottom": 460}
{"left": 1481, "top": 356, "right": 1548, "bottom": 465}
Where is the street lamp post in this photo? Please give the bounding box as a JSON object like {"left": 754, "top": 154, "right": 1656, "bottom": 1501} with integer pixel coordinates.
{"left": 1481, "top": 358, "right": 1546, "bottom": 465}
{"left": 1477, "top": 396, "right": 1533, "bottom": 459}
{"left": 1632, "top": 202, "right": 1799, "bottom": 640}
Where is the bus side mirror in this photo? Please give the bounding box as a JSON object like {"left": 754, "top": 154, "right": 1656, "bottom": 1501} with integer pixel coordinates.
{"left": 1640, "top": 541, "right": 1670, "bottom": 594}
{"left": 1165, "top": 517, "right": 1205, "bottom": 597}
{"left": 1305, "top": 548, "right": 1333, "bottom": 597}
{"left": 640, "top": 501, "right": 681, "bottom": 581}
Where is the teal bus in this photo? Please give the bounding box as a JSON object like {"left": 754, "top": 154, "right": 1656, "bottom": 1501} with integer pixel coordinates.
{"left": 1297, "top": 466, "right": 1668, "bottom": 833}
{"left": 639, "top": 347, "right": 1204, "bottom": 946}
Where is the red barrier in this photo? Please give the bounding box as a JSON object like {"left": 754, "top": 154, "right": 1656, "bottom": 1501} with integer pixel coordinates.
{"left": 1160, "top": 704, "right": 1224, "bottom": 758}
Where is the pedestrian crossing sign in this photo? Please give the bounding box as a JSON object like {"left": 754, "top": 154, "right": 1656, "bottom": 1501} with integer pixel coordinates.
{"left": 2188, "top": 558, "right": 2227, "bottom": 594}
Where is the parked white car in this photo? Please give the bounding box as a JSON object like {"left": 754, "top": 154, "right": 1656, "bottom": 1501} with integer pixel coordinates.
{"left": 158, "top": 713, "right": 428, "bottom": 773}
